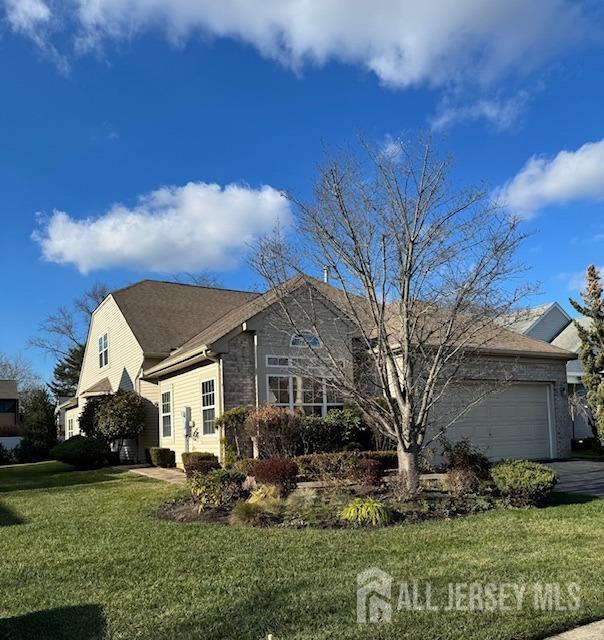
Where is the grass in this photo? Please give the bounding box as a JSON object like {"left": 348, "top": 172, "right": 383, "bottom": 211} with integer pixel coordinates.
{"left": 1, "top": 463, "right": 603, "bottom": 640}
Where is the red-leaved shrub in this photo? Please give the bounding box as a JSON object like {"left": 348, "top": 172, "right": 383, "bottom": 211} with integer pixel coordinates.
{"left": 254, "top": 457, "right": 299, "bottom": 495}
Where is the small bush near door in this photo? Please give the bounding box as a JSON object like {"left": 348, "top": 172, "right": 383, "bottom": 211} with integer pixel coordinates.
{"left": 182, "top": 452, "right": 220, "bottom": 478}
{"left": 149, "top": 447, "right": 176, "bottom": 468}
{"left": 491, "top": 460, "right": 557, "bottom": 506}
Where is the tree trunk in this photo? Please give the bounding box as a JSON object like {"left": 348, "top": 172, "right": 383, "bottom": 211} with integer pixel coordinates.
{"left": 397, "top": 444, "right": 420, "bottom": 494}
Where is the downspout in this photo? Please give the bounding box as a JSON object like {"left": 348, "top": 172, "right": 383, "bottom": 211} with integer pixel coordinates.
{"left": 252, "top": 332, "right": 260, "bottom": 458}
{"left": 218, "top": 356, "right": 225, "bottom": 464}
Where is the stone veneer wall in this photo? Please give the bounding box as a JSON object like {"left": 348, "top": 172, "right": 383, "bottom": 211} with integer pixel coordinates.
{"left": 221, "top": 332, "right": 257, "bottom": 411}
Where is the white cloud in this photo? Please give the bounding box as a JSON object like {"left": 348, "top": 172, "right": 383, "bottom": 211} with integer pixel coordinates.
{"left": 430, "top": 93, "right": 528, "bottom": 132}
{"left": 2, "top": 0, "right": 593, "bottom": 88}
{"left": 5, "top": 0, "right": 50, "bottom": 32}
{"left": 4, "top": 0, "right": 70, "bottom": 72}
{"left": 33, "top": 181, "right": 290, "bottom": 274}
{"left": 498, "top": 139, "right": 604, "bottom": 218}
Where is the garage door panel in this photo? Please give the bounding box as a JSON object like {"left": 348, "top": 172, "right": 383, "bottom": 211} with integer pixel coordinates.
{"left": 429, "top": 383, "right": 552, "bottom": 461}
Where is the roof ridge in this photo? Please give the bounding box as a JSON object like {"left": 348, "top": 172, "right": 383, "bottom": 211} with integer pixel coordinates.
{"left": 111, "top": 278, "right": 260, "bottom": 297}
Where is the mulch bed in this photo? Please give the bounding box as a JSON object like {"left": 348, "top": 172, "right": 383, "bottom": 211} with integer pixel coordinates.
{"left": 155, "top": 498, "right": 230, "bottom": 524}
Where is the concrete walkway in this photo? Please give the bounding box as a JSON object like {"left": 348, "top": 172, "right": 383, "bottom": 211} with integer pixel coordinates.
{"left": 547, "top": 460, "right": 604, "bottom": 497}
{"left": 546, "top": 620, "right": 604, "bottom": 639}
{"left": 115, "top": 465, "right": 186, "bottom": 485}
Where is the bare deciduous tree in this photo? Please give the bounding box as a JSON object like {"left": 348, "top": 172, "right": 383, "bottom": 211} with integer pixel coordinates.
{"left": 253, "top": 136, "right": 531, "bottom": 491}
{"left": 0, "top": 352, "right": 42, "bottom": 393}
{"left": 170, "top": 271, "right": 222, "bottom": 288}
{"left": 29, "top": 283, "right": 110, "bottom": 359}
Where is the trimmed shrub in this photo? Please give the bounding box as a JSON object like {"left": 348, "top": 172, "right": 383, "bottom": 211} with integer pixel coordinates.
{"left": 348, "top": 458, "right": 384, "bottom": 486}
{"left": 491, "top": 460, "right": 557, "bottom": 507}
{"left": 189, "top": 469, "right": 246, "bottom": 512}
{"left": 232, "top": 457, "right": 259, "bottom": 477}
{"left": 340, "top": 497, "right": 391, "bottom": 527}
{"left": 442, "top": 438, "right": 491, "bottom": 479}
{"left": 447, "top": 468, "right": 481, "bottom": 497}
{"left": 294, "top": 451, "right": 398, "bottom": 481}
{"left": 254, "top": 457, "right": 299, "bottom": 496}
{"left": 182, "top": 452, "right": 220, "bottom": 478}
{"left": 0, "top": 443, "right": 14, "bottom": 466}
{"left": 149, "top": 447, "right": 176, "bottom": 468}
{"left": 50, "top": 435, "right": 110, "bottom": 469}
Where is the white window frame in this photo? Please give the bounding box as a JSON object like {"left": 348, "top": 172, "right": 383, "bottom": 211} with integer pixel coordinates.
{"left": 67, "top": 418, "right": 74, "bottom": 439}
{"left": 289, "top": 330, "right": 321, "bottom": 348}
{"left": 266, "top": 374, "right": 343, "bottom": 417}
{"left": 161, "top": 389, "right": 173, "bottom": 442}
{"left": 201, "top": 378, "right": 217, "bottom": 437}
{"left": 98, "top": 331, "right": 109, "bottom": 369}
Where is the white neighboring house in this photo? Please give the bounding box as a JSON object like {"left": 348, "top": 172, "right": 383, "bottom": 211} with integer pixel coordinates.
{"left": 505, "top": 302, "right": 592, "bottom": 439}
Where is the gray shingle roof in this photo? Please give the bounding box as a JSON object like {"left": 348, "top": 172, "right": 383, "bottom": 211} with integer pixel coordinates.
{"left": 82, "top": 377, "right": 113, "bottom": 395}
{"left": 111, "top": 280, "right": 260, "bottom": 356}
{"left": 144, "top": 276, "right": 575, "bottom": 376}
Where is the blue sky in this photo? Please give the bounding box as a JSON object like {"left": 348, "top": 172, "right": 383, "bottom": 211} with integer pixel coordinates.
{"left": 1, "top": 1, "right": 604, "bottom": 381}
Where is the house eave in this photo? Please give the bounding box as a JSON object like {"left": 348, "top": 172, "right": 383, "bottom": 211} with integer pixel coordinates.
{"left": 142, "top": 347, "right": 216, "bottom": 379}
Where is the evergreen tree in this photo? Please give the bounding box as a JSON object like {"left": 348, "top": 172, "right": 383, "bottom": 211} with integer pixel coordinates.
{"left": 569, "top": 264, "right": 604, "bottom": 445}
{"left": 18, "top": 388, "right": 57, "bottom": 461}
{"left": 48, "top": 344, "right": 85, "bottom": 398}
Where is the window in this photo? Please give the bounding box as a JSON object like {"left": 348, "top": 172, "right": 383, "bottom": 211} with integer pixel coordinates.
{"left": 201, "top": 379, "right": 216, "bottom": 436}
{"left": 98, "top": 332, "right": 109, "bottom": 368}
{"left": 67, "top": 418, "right": 74, "bottom": 439}
{"left": 161, "top": 391, "right": 172, "bottom": 439}
{"left": 267, "top": 375, "right": 343, "bottom": 416}
{"left": 290, "top": 331, "right": 321, "bottom": 348}
{"left": 266, "top": 356, "right": 290, "bottom": 367}
{"left": 0, "top": 400, "right": 17, "bottom": 413}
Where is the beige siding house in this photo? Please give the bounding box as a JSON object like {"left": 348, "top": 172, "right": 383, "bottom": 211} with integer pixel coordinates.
{"left": 62, "top": 277, "right": 576, "bottom": 466}
{"left": 61, "top": 280, "right": 258, "bottom": 462}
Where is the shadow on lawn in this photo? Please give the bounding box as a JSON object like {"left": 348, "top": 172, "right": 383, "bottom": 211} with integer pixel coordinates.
{"left": 0, "top": 604, "right": 106, "bottom": 640}
{"left": 0, "top": 464, "right": 126, "bottom": 494}
{"left": 548, "top": 492, "right": 601, "bottom": 507}
{"left": 0, "top": 502, "right": 25, "bottom": 526}
{"left": 174, "top": 583, "right": 330, "bottom": 640}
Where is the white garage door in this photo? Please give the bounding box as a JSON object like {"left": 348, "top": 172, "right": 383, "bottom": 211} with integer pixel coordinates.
{"left": 435, "top": 383, "right": 553, "bottom": 461}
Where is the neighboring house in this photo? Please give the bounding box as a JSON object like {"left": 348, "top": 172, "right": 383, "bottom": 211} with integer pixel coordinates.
{"left": 63, "top": 278, "right": 576, "bottom": 466}
{"left": 505, "top": 302, "right": 592, "bottom": 439}
{"left": 0, "top": 379, "right": 21, "bottom": 450}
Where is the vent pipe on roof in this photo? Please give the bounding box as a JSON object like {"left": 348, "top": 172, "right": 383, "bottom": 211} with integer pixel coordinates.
{"left": 323, "top": 266, "right": 330, "bottom": 284}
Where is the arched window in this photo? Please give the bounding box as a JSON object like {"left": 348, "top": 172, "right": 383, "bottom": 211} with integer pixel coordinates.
{"left": 290, "top": 331, "right": 321, "bottom": 348}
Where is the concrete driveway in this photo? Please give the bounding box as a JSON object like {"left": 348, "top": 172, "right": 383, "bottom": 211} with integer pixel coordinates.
{"left": 547, "top": 460, "right": 604, "bottom": 497}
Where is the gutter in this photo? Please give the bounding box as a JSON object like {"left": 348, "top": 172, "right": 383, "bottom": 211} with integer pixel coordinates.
{"left": 142, "top": 346, "right": 213, "bottom": 380}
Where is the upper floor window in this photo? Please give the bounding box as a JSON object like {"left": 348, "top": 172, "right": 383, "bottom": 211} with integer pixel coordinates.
{"left": 290, "top": 331, "right": 321, "bottom": 348}
{"left": 98, "top": 332, "right": 109, "bottom": 368}
{"left": 161, "top": 391, "right": 172, "bottom": 439}
{"left": 201, "top": 379, "right": 216, "bottom": 436}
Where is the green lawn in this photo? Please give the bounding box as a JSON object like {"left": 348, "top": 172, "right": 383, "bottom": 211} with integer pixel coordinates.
{"left": 0, "top": 463, "right": 602, "bottom": 640}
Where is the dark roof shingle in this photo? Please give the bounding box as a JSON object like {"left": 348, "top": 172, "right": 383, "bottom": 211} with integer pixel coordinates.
{"left": 111, "top": 280, "right": 260, "bottom": 355}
